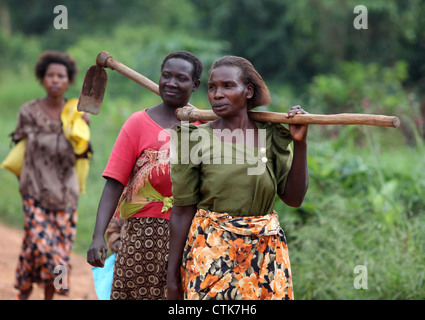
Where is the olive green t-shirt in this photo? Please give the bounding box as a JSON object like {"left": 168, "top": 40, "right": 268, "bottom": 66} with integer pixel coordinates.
{"left": 170, "top": 121, "right": 293, "bottom": 216}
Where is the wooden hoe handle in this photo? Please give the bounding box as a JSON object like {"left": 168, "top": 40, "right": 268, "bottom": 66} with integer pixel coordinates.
{"left": 176, "top": 106, "right": 400, "bottom": 128}
{"left": 94, "top": 52, "right": 399, "bottom": 128}
{"left": 96, "top": 51, "right": 160, "bottom": 95}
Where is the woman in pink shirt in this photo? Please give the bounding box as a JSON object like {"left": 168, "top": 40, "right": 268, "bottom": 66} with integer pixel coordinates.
{"left": 87, "top": 51, "right": 203, "bottom": 300}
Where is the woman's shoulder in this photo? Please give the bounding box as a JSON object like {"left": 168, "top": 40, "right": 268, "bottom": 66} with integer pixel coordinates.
{"left": 255, "top": 121, "right": 293, "bottom": 155}
{"left": 255, "top": 121, "right": 291, "bottom": 139}
{"left": 14, "top": 99, "right": 42, "bottom": 122}
{"left": 19, "top": 99, "right": 39, "bottom": 112}
{"left": 121, "top": 109, "right": 151, "bottom": 129}
{"left": 126, "top": 109, "right": 148, "bottom": 121}
{"left": 173, "top": 121, "right": 208, "bottom": 133}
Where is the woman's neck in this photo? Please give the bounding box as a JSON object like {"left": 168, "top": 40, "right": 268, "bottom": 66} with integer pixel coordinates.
{"left": 146, "top": 102, "right": 181, "bottom": 129}
{"left": 211, "top": 112, "right": 256, "bottom": 131}
{"left": 210, "top": 113, "right": 259, "bottom": 147}
{"left": 39, "top": 95, "right": 65, "bottom": 121}
{"left": 43, "top": 95, "right": 65, "bottom": 109}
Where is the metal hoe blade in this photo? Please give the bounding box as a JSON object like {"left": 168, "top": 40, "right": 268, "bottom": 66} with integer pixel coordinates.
{"left": 77, "top": 65, "right": 108, "bottom": 115}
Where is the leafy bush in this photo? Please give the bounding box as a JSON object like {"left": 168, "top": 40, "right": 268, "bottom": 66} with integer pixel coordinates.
{"left": 308, "top": 60, "right": 408, "bottom": 112}
{"left": 1, "top": 14, "right": 424, "bottom": 299}
{"left": 275, "top": 133, "right": 425, "bottom": 299}
{"left": 307, "top": 61, "right": 424, "bottom": 147}
{"left": 67, "top": 24, "right": 228, "bottom": 107}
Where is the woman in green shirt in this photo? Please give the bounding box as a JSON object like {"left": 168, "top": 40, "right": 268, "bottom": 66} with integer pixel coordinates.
{"left": 167, "top": 56, "right": 309, "bottom": 300}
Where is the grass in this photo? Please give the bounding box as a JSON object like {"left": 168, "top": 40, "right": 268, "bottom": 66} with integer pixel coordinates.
{"left": 275, "top": 127, "right": 425, "bottom": 299}
{"left": 1, "top": 67, "right": 424, "bottom": 300}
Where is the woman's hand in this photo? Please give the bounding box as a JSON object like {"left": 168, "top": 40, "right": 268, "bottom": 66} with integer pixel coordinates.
{"left": 286, "top": 105, "right": 308, "bottom": 143}
{"left": 167, "top": 281, "right": 184, "bottom": 300}
{"left": 82, "top": 112, "right": 91, "bottom": 125}
{"left": 87, "top": 236, "right": 108, "bottom": 268}
{"left": 167, "top": 205, "right": 197, "bottom": 300}
{"left": 86, "top": 178, "right": 124, "bottom": 267}
{"left": 280, "top": 105, "right": 309, "bottom": 207}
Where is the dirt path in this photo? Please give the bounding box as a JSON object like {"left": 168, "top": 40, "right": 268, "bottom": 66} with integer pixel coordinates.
{"left": 0, "top": 222, "right": 98, "bottom": 300}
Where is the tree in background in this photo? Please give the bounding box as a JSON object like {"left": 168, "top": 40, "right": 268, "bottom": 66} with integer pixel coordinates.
{"left": 1, "top": 0, "right": 424, "bottom": 105}
{"left": 191, "top": 0, "right": 425, "bottom": 93}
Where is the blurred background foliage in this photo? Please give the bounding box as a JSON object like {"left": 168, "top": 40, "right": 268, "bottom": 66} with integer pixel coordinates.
{"left": 0, "top": 0, "right": 424, "bottom": 299}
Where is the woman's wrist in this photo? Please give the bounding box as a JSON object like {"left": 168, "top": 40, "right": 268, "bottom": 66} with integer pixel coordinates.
{"left": 293, "top": 139, "right": 307, "bottom": 148}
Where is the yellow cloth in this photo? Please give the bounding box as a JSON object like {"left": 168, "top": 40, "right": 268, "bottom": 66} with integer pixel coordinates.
{"left": 61, "top": 98, "right": 91, "bottom": 193}
{"left": 61, "top": 98, "right": 90, "bottom": 155}
{"left": 75, "top": 157, "right": 90, "bottom": 194}
{"left": 1, "top": 99, "right": 91, "bottom": 193}
{"left": 0, "top": 138, "right": 26, "bottom": 178}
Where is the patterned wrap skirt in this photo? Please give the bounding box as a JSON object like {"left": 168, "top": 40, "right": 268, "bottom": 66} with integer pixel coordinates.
{"left": 181, "top": 209, "right": 294, "bottom": 300}
{"left": 15, "top": 197, "right": 77, "bottom": 295}
{"left": 110, "top": 217, "right": 170, "bottom": 300}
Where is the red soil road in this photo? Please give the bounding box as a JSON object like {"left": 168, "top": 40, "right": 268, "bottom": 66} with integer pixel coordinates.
{"left": 0, "top": 222, "right": 98, "bottom": 300}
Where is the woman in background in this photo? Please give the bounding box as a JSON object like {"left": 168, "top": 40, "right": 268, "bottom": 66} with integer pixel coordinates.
{"left": 11, "top": 51, "right": 90, "bottom": 300}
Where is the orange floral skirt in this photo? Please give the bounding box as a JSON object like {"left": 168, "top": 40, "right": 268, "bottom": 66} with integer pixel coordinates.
{"left": 181, "top": 209, "right": 293, "bottom": 300}
{"left": 15, "top": 197, "right": 77, "bottom": 295}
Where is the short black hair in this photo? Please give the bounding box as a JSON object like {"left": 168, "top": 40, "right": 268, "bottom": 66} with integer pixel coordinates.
{"left": 35, "top": 51, "right": 78, "bottom": 84}
{"left": 161, "top": 51, "right": 203, "bottom": 82}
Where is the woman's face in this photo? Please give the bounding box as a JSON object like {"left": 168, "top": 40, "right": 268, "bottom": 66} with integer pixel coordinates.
{"left": 42, "top": 63, "right": 70, "bottom": 98}
{"left": 159, "top": 58, "right": 198, "bottom": 107}
{"left": 208, "top": 66, "right": 253, "bottom": 118}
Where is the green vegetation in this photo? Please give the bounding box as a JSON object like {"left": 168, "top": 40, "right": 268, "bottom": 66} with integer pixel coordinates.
{"left": 0, "top": 0, "right": 424, "bottom": 300}
{"left": 275, "top": 132, "right": 425, "bottom": 299}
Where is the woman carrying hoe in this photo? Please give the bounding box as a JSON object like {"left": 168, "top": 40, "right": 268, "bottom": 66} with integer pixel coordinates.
{"left": 87, "top": 51, "right": 203, "bottom": 300}
{"left": 167, "top": 55, "right": 309, "bottom": 300}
